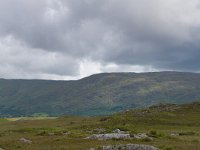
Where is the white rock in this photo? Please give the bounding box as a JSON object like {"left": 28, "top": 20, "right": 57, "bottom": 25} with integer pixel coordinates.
{"left": 113, "top": 129, "right": 126, "bottom": 134}
{"left": 19, "top": 138, "right": 32, "bottom": 144}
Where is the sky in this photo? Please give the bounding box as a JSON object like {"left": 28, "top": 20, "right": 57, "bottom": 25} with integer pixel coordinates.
{"left": 0, "top": 0, "right": 200, "bottom": 80}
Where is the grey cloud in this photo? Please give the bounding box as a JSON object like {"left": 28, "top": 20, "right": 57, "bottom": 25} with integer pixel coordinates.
{"left": 0, "top": 36, "right": 79, "bottom": 79}
{"left": 0, "top": 0, "right": 200, "bottom": 79}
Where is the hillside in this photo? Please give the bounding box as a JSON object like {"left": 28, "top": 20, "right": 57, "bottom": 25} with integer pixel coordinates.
{"left": 1, "top": 71, "right": 200, "bottom": 117}
{"left": 0, "top": 102, "right": 200, "bottom": 150}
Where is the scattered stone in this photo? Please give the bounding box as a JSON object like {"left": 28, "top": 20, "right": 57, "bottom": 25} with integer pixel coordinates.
{"left": 0, "top": 148, "right": 5, "bottom": 150}
{"left": 63, "top": 132, "right": 70, "bottom": 135}
{"left": 86, "top": 133, "right": 131, "bottom": 140}
{"left": 113, "top": 129, "right": 121, "bottom": 133}
{"left": 126, "top": 144, "right": 159, "bottom": 150}
{"left": 86, "top": 130, "right": 153, "bottom": 140}
{"left": 113, "top": 129, "right": 126, "bottom": 134}
{"left": 48, "top": 132, "right": 55, "bottom": 136}
{"left": 133, "top": 133, "right": 152, "bottom": 140}
{"left": 103, "top": 145, "right": 115, "bottom": 150}
{"left": 19, "top": 138, "right": 32, "bottom": 144}
{"left": 93, "top": 128, "right": 106, "bottom": 133}
{"left": 103, "top": 145, "right": 125, "bottom": 150}
{"left": 170, "top": 133, "right": 179, "bottom": 137}
{"left": 90, "top": 144, "right": 159, "bottom": 150}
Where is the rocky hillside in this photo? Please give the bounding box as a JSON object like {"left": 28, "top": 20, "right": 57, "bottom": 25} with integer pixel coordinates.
{"left": 1, "top": 72, "right": 200, "bottom": 117}
{"left": 0, "top": 102, "right": 200, "bottom": 150}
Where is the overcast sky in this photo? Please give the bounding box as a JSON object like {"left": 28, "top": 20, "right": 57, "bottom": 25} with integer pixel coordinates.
{"left": 0, "top": 0, "right": 200, "bottom": 80}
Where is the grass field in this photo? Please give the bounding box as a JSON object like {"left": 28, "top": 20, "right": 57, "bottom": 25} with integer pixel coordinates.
{"left": 0, "top": 102, "right": 200, "bottom": 150}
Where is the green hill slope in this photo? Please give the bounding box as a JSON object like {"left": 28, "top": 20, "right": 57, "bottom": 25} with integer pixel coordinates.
{"left": 0, "top": 102, "right": 200, "bottom": 150}
{"left": 1, "top": 72, "right": 200, "bottom": 117}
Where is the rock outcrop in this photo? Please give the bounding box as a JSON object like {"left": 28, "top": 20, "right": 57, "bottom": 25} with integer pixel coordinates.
{"left": 90, "top": 144, "right": 159, "bottom": 150}
{"left": 86, "top": 133, "right": 131, "bottom": 140}
{"left": 86, "top": 129, "right": 131, "bottom": 140}
{"left": 86, "top": 129, "right": 152, "bottom": 140}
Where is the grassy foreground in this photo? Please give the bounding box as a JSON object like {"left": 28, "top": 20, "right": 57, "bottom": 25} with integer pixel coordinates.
{"left": 0, "top": 103, "right": 200, "bottom": 150}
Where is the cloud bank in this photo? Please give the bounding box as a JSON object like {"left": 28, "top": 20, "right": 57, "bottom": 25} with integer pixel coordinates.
{"left": 0, "top": 0, "right": 200, "bottom": 79}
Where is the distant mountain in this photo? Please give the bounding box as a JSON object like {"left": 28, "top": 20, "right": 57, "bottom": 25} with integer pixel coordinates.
{"left": 0, "top": 71, "right": 200, "bottom": 117}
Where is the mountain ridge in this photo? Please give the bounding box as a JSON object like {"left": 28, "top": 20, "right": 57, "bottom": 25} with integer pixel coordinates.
{"left": 0, "top": 71, "right": 200, "bottom": 117}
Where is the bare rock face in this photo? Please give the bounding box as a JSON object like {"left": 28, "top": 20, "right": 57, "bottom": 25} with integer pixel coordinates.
{"left": 90, "top": 144, "right": 159, "bottom": 150}
{"left": 19, "top": 138, "right": 32, "bottom": 144}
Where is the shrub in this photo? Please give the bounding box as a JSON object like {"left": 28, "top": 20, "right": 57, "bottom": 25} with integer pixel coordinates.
{"left": 141, "top": 137, "right": 152, "bottom": 142}
{"left": 148, "top": 130, "right": 159, "bottom": 138}
{"left": 36, "top": 131, "right": 48, "bottom": 136}
{"left": 179, "top": 131, "right": 195, "bottom": 136}
{"left": 149, "top": 130, "right": 157, "bottom": 136}
{"left": 165, "top": 147, "right": 173, "bottom": 150}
